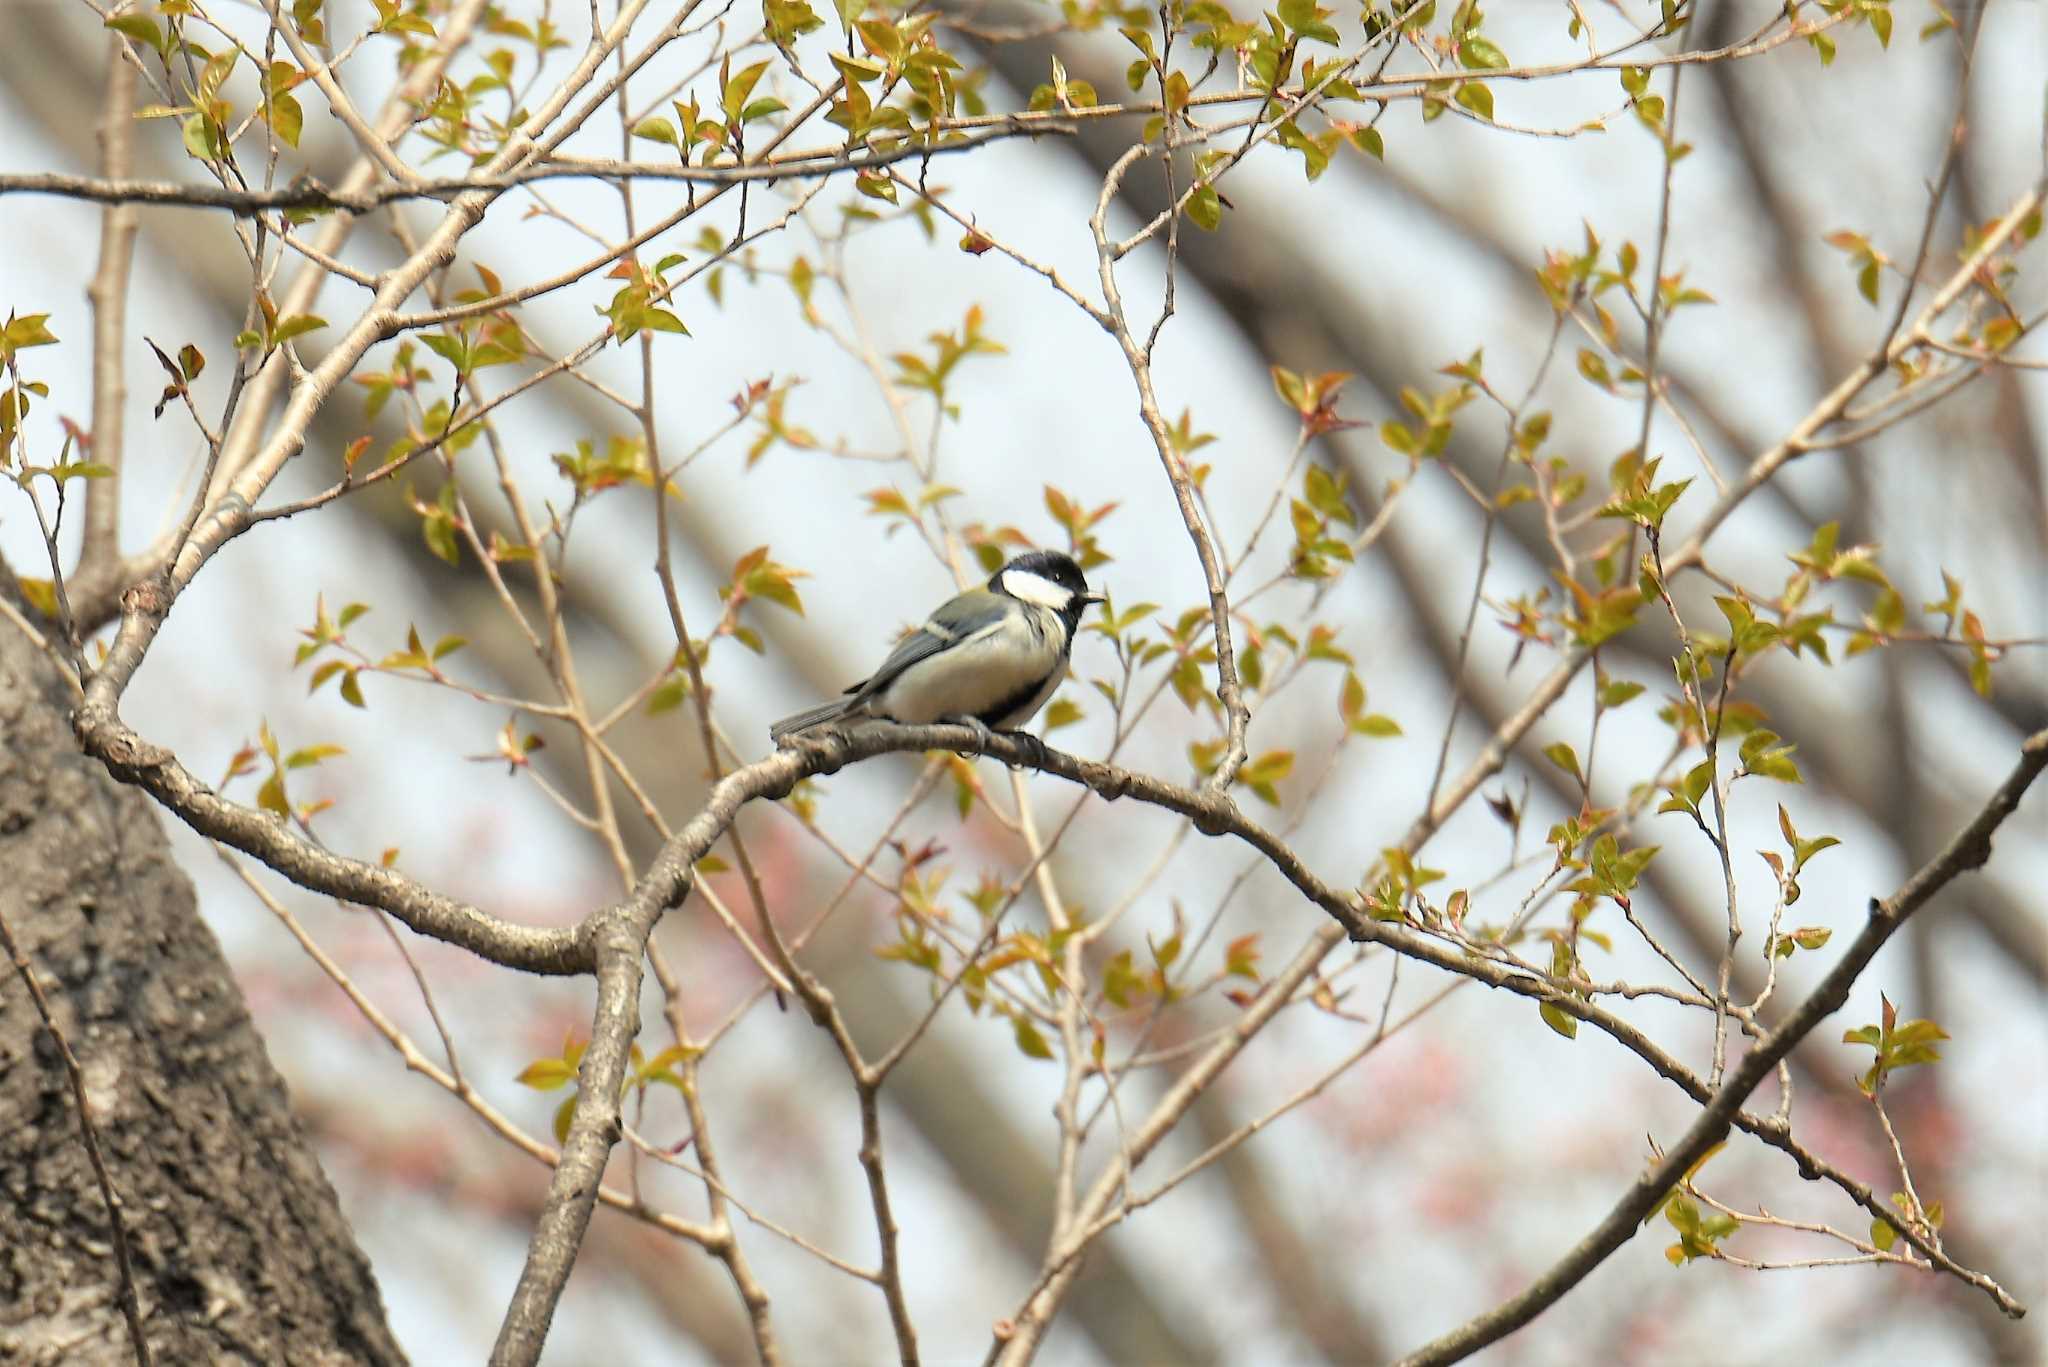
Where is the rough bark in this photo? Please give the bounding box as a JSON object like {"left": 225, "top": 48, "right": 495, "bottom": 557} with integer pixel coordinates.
{"left": 0, "top": 565, "right": 406, "bottom": 1365}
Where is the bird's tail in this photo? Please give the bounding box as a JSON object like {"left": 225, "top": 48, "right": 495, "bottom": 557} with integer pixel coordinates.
{"left": 769, "top": 698, "right": 857, "bottom": 743}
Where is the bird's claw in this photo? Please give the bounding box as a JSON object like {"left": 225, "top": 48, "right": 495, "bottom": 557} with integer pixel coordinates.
{"left": 943, "top": 714, "right": 995, "bottom": 760}
{"left": 999, "top": 728, "right": 1050, "bottom": 771}
{"left": 942, "top": 717, "right": 1049, "bottom": 771}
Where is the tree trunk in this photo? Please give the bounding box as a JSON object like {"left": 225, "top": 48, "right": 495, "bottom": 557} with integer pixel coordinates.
{"left": 0, "top": 566, "right": 406, "bottom": 1365}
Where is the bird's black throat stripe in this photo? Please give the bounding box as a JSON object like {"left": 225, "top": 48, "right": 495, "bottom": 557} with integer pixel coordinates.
{"left": 977, "top": 676, "right": 1052, "bottom": 728}
{"left": 978, "top": 628, "right": 1070, "bottom": 727}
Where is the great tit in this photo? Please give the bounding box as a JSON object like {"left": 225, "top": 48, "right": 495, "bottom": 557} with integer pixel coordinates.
{"left": 769, "top": 550, "right": 1104, "bottom": 749}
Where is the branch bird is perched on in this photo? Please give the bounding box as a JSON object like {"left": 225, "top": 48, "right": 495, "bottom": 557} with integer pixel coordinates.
{"left": 769, "top": 550, "right": 1104, "bottom": 751}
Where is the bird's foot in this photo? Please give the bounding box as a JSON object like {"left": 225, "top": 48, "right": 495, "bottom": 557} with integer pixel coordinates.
{"left": 997, "top": 728, "right": 1050, "bottom": 771}
{"left": 942, "top": 714, "right": 995, "bottom": 759}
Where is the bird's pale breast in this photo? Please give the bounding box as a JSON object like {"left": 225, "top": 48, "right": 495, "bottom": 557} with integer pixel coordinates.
{"left": 871, "top": 607, "right": 1062, "bottom": 724}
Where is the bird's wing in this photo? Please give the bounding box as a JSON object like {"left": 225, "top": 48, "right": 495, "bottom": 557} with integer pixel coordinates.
{"left": 850, "top": 590, "right": 1006, "bottom": 702}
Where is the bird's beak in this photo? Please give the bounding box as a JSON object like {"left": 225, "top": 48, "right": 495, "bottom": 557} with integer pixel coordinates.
{"left": 1082, "top": 591, "right": 1107, "bottom": 606}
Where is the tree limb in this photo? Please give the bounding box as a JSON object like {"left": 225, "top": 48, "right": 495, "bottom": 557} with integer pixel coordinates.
{"left": 1396, "top": 729, "right": 2047, "bottom": 1366}
{"left": 0, "top": 126, "right": 1074, "bottom": 215}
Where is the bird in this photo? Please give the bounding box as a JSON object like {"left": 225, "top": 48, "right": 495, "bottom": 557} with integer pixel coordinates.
{"left": 769, "top": 549, "right": 1104, "bottom": 753}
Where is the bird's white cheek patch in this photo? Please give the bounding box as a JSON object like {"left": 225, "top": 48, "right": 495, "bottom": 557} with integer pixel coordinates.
{"left": 999, "top": 570, "right": 1075, "bottom": 610}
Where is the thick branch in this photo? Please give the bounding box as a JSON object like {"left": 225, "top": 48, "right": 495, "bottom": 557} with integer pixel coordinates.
{"left": 1396, "top": 729, "right": 2048, "bottom": 1366}
{"left": 71, "top": 703, "right": 589, "bottom": 975}
{"left": 0, "top": 126, "right": 1072, "bottom": 215}
{"left": 82, "top": 37, "right": 138, "bottom": 573}
{"left": 490, "top": 915, "right": 647, "bottom": 1366}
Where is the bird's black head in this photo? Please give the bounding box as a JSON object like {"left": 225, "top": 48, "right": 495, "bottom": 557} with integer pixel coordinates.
{"left": 992, "top": 550, "right": 1104, "bottom": 622}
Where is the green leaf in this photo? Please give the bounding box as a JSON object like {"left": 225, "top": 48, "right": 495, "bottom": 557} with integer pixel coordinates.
{"left": 516, "top": 1057, "right": 577, "bottom": 1090}
{"left": 632, "top": 116, "right": 678, "bottom": 146}
{"left": 284, "top": 742, "right": 345, "bottom": 770}
{"left": 1795, "top": 834, "right": 1840, "bottom": 869}
{"left": 1276, "top": 0, "right": 1339, "bottom": 44}
{"left": 1011, "top": 1014, "right": 1054, "bottom": 1060}
{"left": 722, "top": 59, "right": 773, "bottom": 125}
{"left": 1540, "top": 1000, "right": 1578, "bottom": 1040}
{"left": 273, "top": 314, "right": 327, "bottom": 344}
{"left": 199, "top": 44, "right": 239, "bottom": 101}
{"left": 1274, "top": 120, "right": 1334, "bottom": 180}
{"left": 268, "top": 99, "right": 308, "bottom": 153}
{"left": 1455, "top": 82, "right": 1494, "bottom": 121}
{"left": 1739, "top": 730, "right": 1803, "bottom": 784}
{"left": 1239, "top": 749, "right": 1294, "bottom": 805}
{"left": 287, "top": 0, "right": 326, "bottom": 41}
{"left": 1338, "top": 670, "right": 1365, "bottom": 724}
{"left": 1042, "top": 697, "right": 1083, "bottom": 731}
{"left": 1679, "top": 757, "right": 1715, "bottom": 807}
{"left": 1843, "top": 997, "right": 1952, "bottom": 1094}
{"left": 415, "top": 483, "right": 463, "bottom": 565}
{"left": 764, "top": 0, "right": 824, "bottom": 44}
{"left": 1769, "top": 925, "right": 1833, "bottom": 957}
{"left": 105, "top": 12, "right": 166, "bottom": 50}
{"left": 1597, "top": 677, "right": 1646, "bottom": 709}
{"left": 182, "top": 108, "right": 228, "bottom": 162}
{"left": 1185, "top": 183, "right": 1223, "bottom": 231}
{"left": 648, "top": 674, "right": 691, "bottom": 715}
{"left": 738, "top": 551, "right": 807, "bottom": 615}
{"left": 1460, "top": 35, "right": 1508, "bottom": 70}
{"left": 1542, "top": 742, "right": 1583, "bottom": 786}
